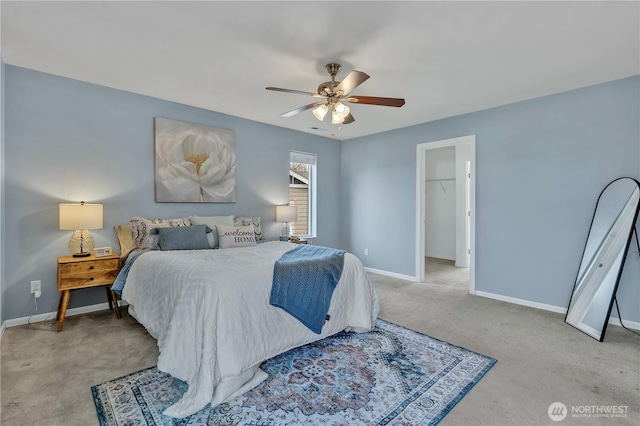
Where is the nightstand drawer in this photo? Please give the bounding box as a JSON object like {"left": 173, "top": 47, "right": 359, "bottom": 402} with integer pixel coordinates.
{"left": 59, "top": 259, "right": 119, "bottom": 276}
{"left": 58, "top": 270, "right": 119, "bottom": 289}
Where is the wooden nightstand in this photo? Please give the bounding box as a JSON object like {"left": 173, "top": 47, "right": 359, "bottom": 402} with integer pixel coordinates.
{"left": 56, "top": 253, "right": 121, "bottom": 332}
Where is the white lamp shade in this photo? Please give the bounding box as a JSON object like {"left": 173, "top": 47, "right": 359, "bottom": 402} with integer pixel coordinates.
{"left": 312, "top": 104, "right": 328, "bottom": 121}
{"left": 276, "top": 205, "right": 298, "bottom": 222}
{"left": 331, "top": 110, "right": 345, "bottom": 125}
{"left": 59, "top": 203, "right": 103, "bottom": 230}
{"left": 334, "top": 102, "right": 350, "bottom": 118}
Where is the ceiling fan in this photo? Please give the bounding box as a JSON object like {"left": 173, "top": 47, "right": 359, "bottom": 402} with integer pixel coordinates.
{"left": 266, "top": 63, "right": 405, "bottom": 125}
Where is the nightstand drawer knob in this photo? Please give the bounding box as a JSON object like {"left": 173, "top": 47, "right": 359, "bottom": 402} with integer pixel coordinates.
{"left": 89, "top": 277, "right": 94, "bottom": 281}
{"left": 89, "top": 266, "right": 94, "bottom": 270}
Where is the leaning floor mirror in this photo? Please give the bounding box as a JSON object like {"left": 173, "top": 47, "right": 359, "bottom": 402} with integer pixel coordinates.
{"left": 565, "top": 177, "right": 640, "bottom": 341}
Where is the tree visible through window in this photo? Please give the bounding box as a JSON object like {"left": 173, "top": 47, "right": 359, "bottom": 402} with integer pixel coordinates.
{"left": 289, "top": 151, "right": 316, "bottom": 238}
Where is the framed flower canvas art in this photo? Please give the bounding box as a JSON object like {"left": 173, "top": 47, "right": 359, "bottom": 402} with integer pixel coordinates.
{"left": 154, "top": 117, "right": 237, "bottom": 203}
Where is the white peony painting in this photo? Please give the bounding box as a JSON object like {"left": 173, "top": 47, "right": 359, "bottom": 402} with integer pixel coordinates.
{"left": 154, "top": 117, "right": 237, "bottom": 203}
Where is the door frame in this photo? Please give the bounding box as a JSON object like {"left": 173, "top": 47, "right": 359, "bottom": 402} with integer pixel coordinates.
{"left": 415, "top": 135, "right": 476, "bottom": 293}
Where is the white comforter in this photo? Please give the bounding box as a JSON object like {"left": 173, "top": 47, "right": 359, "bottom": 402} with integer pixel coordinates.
{"left": 121, "top": 241, "right": 379, "bottom": 418}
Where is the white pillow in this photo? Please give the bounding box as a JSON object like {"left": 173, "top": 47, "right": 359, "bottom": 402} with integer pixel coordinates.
{"left": 216, "top": 224, "right": 257, "bottom": 249}
{"left": 189, "top": 215, "right": 235, "bottom": 248}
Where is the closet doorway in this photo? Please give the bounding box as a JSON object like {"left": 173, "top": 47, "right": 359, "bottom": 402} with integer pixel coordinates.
{"left": 415, "top": 135, "right": 475, "bottom": 293}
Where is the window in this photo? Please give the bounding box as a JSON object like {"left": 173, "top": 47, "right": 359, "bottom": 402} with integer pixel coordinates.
{"left": 289, "top": 151, "right": 317, "bottom": 238}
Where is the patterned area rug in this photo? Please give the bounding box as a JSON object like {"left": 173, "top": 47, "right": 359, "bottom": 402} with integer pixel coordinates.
{"left": 92, "top": 319, "right": 496, "bottom": 425}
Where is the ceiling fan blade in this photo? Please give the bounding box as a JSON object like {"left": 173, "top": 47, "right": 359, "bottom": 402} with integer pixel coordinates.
{"left": 266, "top": 87, "right": 323, "bottom": 97}
{"left": 335, "top": 70, "right": 370, "bottom": 95}
{"left": 342, "top": 113, "right": 355, "bottom": 124}
{"left": 281, "top": 102, "right": 323, "bottom": 118}
{"left": 346, "top": 96, "right": 405, "bottom": 107}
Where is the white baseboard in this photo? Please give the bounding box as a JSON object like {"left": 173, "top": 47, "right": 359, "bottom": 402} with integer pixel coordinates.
{"left": 1, "top": 300, "right": 128, "bottom": 333}
{"left": 3, "top": 287, "right": 637, "bottom": 339}
{"left": 475, "top": 290, "right": 567, "bottom": 314}
{"left": 364, "top": 267, "right": 417, "bottom": 282}
{"left": 607, "top": 316, "right": 640, "bottom": 331}
{"left": 475, "top": 290, "right": 640, "bottom": 331}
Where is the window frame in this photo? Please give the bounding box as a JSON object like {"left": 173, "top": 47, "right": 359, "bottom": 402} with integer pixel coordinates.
{"left": 289, "top": 151, "right": 317, "bottom": 239}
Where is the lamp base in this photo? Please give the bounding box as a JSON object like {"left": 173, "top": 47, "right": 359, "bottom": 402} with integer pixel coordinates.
{"left": 68, "top": 230, "right": 95, "bottom": 257}
{"left": 280, "top": 222, "right": 290, "bottom": 239}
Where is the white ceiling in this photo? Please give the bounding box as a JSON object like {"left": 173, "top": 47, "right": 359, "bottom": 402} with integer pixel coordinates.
{"left": 1, "top": 1, "right": 638, "bottom": 141}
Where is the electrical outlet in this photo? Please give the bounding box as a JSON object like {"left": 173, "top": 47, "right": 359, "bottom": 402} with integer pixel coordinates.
{"left": 364, "top": 248, "right": 369, "bottom": 256}
{"left": 30, "top": 280, "right": 41, "bottom": 295}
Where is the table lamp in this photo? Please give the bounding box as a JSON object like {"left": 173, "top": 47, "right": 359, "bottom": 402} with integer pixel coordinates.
{"left": 276, "top": 205, "right": 298, "bottom": 241}
{"left": 59, "top": 202, "right": 103, "bottom": 257}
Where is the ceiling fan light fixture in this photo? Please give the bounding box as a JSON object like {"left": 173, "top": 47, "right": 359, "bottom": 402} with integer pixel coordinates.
{"left": 312, "top": 104, "right": 328, "bottom": 121}
{"left": 334, "top": 102, "right": 350, "bottom": 119}
{"left": 266, "top": 63, "right": 405, "bottom": 125}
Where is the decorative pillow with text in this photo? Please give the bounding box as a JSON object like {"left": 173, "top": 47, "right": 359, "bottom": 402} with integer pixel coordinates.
{"left": 216, "top": 224, "right": 257, "bottom": 249}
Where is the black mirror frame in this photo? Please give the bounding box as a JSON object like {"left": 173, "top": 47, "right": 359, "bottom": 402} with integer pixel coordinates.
{"left": 565, "top": 177, "right": 640, "bottom": 342}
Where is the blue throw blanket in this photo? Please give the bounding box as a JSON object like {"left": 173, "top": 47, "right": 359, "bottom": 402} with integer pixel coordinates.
{"left": 111, "top": 249, "right": 151, "bottom": 296}
{"left": 270, "top": 245, "right": 346, "bottom": 334}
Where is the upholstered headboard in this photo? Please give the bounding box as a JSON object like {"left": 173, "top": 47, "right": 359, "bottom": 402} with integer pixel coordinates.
{"left": 114, "top": 224, "right": 135, "bottom": 262}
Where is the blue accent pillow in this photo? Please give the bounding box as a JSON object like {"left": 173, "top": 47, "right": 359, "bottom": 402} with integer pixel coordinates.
{"left": 189, "top": 215, "right": 235, "bottom": 248}
{"left": 152, "top": 225, "right": 211, "bottom": 251}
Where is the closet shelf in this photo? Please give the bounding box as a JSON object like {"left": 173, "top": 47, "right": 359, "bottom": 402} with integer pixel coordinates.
{"left": 426, "top": 178, "right": 455, "bottom": 182}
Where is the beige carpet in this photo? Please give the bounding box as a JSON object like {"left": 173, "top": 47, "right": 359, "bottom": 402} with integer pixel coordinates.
{"left": 1, "top": 270, "right": 638, "bottom": 425}
{"left": 425, "top": 257, "right": 470, "bottom": 287}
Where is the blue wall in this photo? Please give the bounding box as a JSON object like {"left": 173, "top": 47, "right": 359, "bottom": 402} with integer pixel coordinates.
{"left": 3, "top": 65, "right": 341, "bottom": 321}
{"left": 2, "top": 65, "right": 639, "bottom": 325}
{"left": 341, "top": 76, "right": 640, "bottom": 322}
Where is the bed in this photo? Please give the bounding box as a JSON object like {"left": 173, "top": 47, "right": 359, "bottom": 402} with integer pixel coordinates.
{"left": 114, "top": 222, "right": 379, "bottom": 418}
